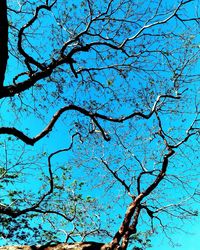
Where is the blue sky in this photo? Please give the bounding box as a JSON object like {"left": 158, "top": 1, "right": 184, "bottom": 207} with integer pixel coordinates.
{"left": 152, "top": 221, "right": 200, "bottom": 250}
{"left": 1, "top": 0, "right": 200, "bottom": 249}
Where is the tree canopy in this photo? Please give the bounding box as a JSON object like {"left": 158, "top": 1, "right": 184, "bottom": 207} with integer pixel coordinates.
{"left": 0, "top": 0, "right": 200, "bottom": 249}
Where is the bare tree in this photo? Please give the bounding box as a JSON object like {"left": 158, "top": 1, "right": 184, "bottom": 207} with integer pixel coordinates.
{"left": 0, "top": 0, "right": 200, "bottom": 249}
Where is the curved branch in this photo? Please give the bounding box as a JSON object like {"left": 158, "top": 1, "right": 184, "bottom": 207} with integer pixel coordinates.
{"left": 137, "top": 170, "right": 157, "bottom": 194}
{"left": 17, "top": 1, "right": 57, "bottom": 71}
{"left": 0, "top": 132, "right": 79, "bottom": 218}
{"left": 0, "top": 95, "right": 180, "bottom": 145}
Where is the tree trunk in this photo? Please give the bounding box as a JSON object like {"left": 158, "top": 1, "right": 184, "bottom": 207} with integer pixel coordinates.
{"left": 0, "top": 242, "right": 113, "bottom": 250}
{"left": 0, "top": 0, "right": 8, "bottom": 87}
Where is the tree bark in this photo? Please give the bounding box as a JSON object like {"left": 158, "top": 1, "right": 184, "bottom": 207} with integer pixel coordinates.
{"left": 0, "top": 0, "right": 8, "bottom": 88}
{"left": 0, "top": 242, "right": 113, "bottom": 250}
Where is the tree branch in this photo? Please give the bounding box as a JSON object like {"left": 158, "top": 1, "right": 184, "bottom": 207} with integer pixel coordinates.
{"left": 0, "top": 95, "right": 179, "bottom": 145}
{"left": 17, "top": 2, "right": 57, "bottom": 71}
{"left": 111, "top": 148, "right": 175, "bottom": 248}
{"left": 0, "top": 133, "right": 79, "bottom": 218}
{"left": 101, "top": 159, "right": 131, "bottom": 193}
